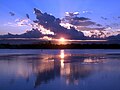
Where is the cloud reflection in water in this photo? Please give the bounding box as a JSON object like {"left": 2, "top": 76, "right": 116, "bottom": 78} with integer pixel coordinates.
{"left": 0, "top": 50, "right": 119, "bottom": 90}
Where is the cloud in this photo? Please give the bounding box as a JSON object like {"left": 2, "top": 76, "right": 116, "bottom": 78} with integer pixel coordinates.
{"left": 118, "top": 16, "right": 120, "bottom": 18}
{"left": 96, "top": 24, "right": 102, "bottom": 27}
{"left": 60, "top": 11, "right": 120, "bottom": 38}
{"left": 61, "top": 13, "right": 96, "bottom": 26}
{"left": 65, "top": 12, "right": 79, "bottom": 17}
{"left": 26, "top": 14, "right": 30, "bottom": 19}
{"left": 73, "top": 17, "right": 90, "bottom": 21}
{"left": 4, "top": 18, "right": 32, "bottom": 27}
{"left": 101, "top": 17, "right": 108, "bottom": 20}
{"left": 82, "top": 10, "right": 93, "bottom": 14}
{"left": 71, "top": 20, "right": 96, "bottom": 26}
{"left": 76, "top": 27, "right": 105, "bottom": 31}
{"left": 108, "top": 34, "right": 120, "bottom": 40}
{"left": 5, "top": 8, "right": 120, "bottom": 39}
{"left": 33, "top": 8, "right": 85, "bottom": 39}
{"left": 9, "top": 12, "right": 15, "bottom": 16}
{"left": 4, "top": 22, "right": 16, "bottom": 27}
{"left": 15, "top": 18, "right": 32, "bottom": 26}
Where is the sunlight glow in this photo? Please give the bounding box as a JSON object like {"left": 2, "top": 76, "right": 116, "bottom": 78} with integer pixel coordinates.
{"left": 59, "top": 37, "right": 65, "bottom": 42}
{"left": 33, "top": 23, "right": 55, "bottom": 35}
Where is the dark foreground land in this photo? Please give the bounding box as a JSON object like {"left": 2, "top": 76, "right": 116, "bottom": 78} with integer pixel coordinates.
{"left": 0, "top": 43, "right": 120, "bottom": 49}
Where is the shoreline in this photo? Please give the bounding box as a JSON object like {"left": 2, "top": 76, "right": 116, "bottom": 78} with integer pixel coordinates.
{"left": 0, "top": 44, "right": 120, "bottom": 49}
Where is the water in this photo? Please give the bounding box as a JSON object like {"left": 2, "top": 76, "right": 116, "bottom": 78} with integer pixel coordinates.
{"left": 0, "top": 49, "right": 120, "bottom": 90}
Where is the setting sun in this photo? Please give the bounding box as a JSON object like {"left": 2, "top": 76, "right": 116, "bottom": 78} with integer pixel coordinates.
{"left": 59, "top": 37, "right": 65, "bottom": 42}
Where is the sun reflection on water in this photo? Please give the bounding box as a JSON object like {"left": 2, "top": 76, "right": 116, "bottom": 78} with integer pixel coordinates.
{"left": 60, "top": 50, "right": 65, "bottom": 59}
{"left": 60, "top": 50, "right": 65, "bottom": 68}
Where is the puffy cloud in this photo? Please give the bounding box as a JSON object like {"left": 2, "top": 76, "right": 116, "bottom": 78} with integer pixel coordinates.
{"left": 32, "top": 23, "right": 55, "bottom": 35}
{"left": 65, "top": 12, "right": 79, "bottom": 17}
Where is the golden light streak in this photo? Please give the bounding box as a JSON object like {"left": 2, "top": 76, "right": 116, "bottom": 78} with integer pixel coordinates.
{"left": 60, "top": 50, "right": 65, "bottom": 59}
{"left": 60, "top": 50, "right": 65, "bottom": 68}
{"left": 61, "top": 59, "right": 64, "bottom": 69}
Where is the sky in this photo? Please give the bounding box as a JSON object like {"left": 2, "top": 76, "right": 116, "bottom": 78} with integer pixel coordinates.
{"left": 0, "top": 0, "right": 120, "bottom": 35}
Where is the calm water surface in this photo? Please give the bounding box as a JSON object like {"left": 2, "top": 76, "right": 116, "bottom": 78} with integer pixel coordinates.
{"left": 0, "top": 49, "right": 120, "bottom": 90}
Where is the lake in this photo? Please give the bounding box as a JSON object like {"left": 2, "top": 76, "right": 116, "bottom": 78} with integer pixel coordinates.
{"left": 0, "top": 49, "right": 120, "bottom": 90}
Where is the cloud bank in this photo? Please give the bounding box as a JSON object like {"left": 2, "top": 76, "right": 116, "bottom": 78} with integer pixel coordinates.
{"left": 1, "top": 8, "right": 120, "bottom": 40}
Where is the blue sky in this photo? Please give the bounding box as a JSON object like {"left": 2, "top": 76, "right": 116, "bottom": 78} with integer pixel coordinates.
{"left": 0, "top": 0, "right": 120, "bottom": 35}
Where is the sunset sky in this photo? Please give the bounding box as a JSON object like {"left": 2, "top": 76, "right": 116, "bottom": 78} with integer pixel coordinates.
{"left": 0, "top": 0, "right": 120, "bottom": 35}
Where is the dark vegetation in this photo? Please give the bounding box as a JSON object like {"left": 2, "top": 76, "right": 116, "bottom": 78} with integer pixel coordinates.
{"left": 0, "top": 43, "right": 120, "bottom": 49}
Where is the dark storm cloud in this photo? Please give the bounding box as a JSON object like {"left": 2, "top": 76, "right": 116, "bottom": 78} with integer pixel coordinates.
{"left": 33, "top": 8, "right": 85, "bottom": 39}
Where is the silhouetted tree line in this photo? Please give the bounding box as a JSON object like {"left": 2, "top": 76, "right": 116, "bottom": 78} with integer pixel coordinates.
{"left": 0, "top": 43, "right": 120, "bottom": 49}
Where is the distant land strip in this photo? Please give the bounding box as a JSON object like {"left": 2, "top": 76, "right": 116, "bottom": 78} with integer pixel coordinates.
{"left": 0, "top": 44, "right": 120, "bottom": 49}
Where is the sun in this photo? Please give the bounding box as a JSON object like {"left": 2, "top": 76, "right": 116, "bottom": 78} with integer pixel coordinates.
{"left": 59, "top": 37, "right": 65, "bottom": 42}
{"left": 58, "top": 37, "right": 66, "bottom": 44}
